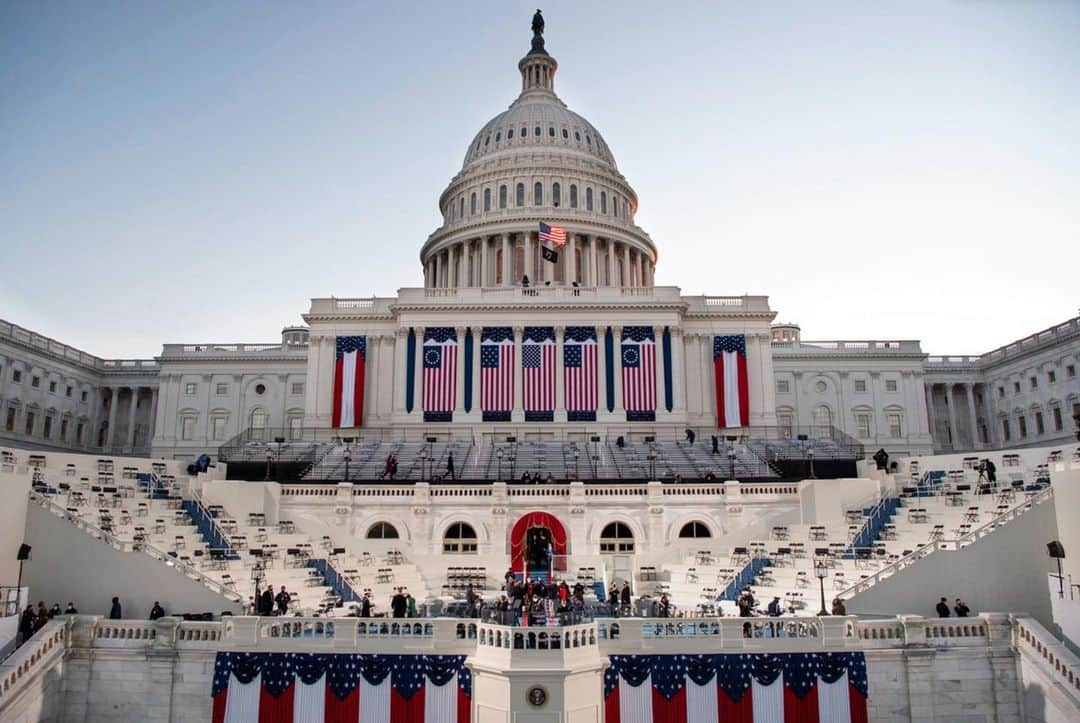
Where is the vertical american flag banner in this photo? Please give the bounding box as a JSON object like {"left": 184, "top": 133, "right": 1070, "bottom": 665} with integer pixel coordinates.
{"left": 621, "top": 326, "right": 656, "bottom": 422}
{"left": 423, "top": 328, "right": 457, "bottom": 422}
{"left": 481, "top": 327, "right": 514, "bottom": 422}
{"left": 522, "top": 327, "right": 555, "bottom": 422}
{"left": 211, "top": 651, "right": 471, "bottom": 723}
{"left": 714, "top": 335, "right": 750, "bottom": 428}
{"left": 331, "top": 336, "right": 366, "bottom": 428}
{"left": 604, "top": 652, "right": 868, "bottom": 723}
{"left": 564, "top": 326, "right": 598, "bottom": 422}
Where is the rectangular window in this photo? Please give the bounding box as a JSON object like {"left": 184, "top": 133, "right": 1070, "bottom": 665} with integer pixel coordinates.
{"left": 1068, "top": 365, "right": 1076, "bottom": 378}
{"left": 1029, "top": 376, "right": 1038, "bottom": 390}
{"left": 1002, "top": 419, "right": 1011, "bottom": 441}
{"left": 1035, "top": 412, "right": 1045, "bottom": 435}
{"left": 5, "top": 407, "right": 15, "bottom": 432}
{"left": 1053, "top": 407, "right": 1063, "bottom": 431}
{"left": 43, "top": 416, "right": 52, "bottom": 438}
{"left": 211, "top": 417, "right": 226, "bottom": 441}
{"left": 776, "top": 380, "right": 789, "bottom": 394}
{"left": 48, "top": 380, "right": 57, "bottom": 394}
{"left": 180, "top": 417, "right": 196, "bottom": 441}
{"left": 76, "top": 422, "right": 84, "bottom": 444}
{"left": 11, "top": 369, "right": 22, "bottom": 383}
{"left": 1048, "top": 370, "right": 1056, "bottom": 384}
{"left": 25, "top": 412, "right": 35, "bottom": 436}
{"left": 888, "top": 413, "right": 902, "bottom": 438}
{"left": 215, "top": 383, "right": 229, "bottom": 396}
{"left": 778, "top": 414, "right": 794, "bottom": 437}
{"left": 1013, "top": 382, "right": 1020, "bottom": 394}
{"left": 854, "top": 379, "right": 867, "bottom": 393}
{"left": 1018, "top": 415, "right": 1027, "bottom": 438}
{"left": 885, "top": 379, "right": 898, "bottom": 393}
{"left": 65, "top": 385, "right": 73, "bottom": 397}
{"left": 291, "top": 382, "right": 305, "bottom": 395}
{"left": 31, "top": 376, "right": 40, "bottom": 388}
{"left": 185, "top": 383, "right": 197, "bottom": 395}
{"left": 997, "top": 387, "right": 1005, "bottom": 398}
{"left": 288, "top": 417, "right": 303, "bottom": 438}
{"left": 61, "top": 419, "right": 69, "bottom": 440}
{"left": 856, "top": 414, "right": 871, "bottom": 439}
{"left": 81, "top": 390, "right": 88, "bottom": 402}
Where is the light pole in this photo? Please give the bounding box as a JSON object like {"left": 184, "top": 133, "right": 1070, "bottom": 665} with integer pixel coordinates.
{"left": 815, "top": 559, "right": 829, "bottom": 615}
{"left": 807, "top": 448, "right": 816, "bottom": 479}
{"left": 727, "top": 449, "right": 736, "bottom": 481}
{"left": 252, "top": 560, "right": 265, "bottom": 614}
{"left": 497, "top": 448, "right": 503, "bottom": 482}
{"left": 343, "top": 448, "right": 351, "bottom": 482}
{"left": 264, "top": 450, "right": 273, "bottom": 481}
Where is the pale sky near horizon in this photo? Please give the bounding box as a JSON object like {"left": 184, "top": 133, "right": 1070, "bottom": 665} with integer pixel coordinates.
{"left": 2, "top": 1, "right": 1077, "bottom": 359}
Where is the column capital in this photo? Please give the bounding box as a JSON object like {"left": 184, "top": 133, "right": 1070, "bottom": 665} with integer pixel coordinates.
{"left": 554, "top": 324, "right": 566, "bottom": 335}
{"left": 396, "top": 327, "right": 409, "bottom": 339}
{"left": 454, "top": 326, "right": 467, "bottom": 338}
{"left": 513, "top": 325, "right": 524, "bottom": 336}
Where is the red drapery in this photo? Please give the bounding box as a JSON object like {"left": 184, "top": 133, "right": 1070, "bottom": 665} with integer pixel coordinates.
{"left": 510, "top": 511, "right": 568, "bottom": 571}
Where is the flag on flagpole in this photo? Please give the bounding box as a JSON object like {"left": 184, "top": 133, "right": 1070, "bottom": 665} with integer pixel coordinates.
{"left": 564, "top": 326, "right": 598, "bottom": 422}
{"left": 541, "top": 246, "right": 558, "bottom": 263}
{"left": 714, "top": 335, "right": 749, "bottom": 428}
{"left": 539, "top": 221, "right": 568, "bottom": 246}
{"left": 331, "top": 336, "right": 366, "bottom": 428}
{"left": 523, "top": 327, "right": 555, "bottom": 422}
{"left": 211, "top": 652, "right": 472, "bottom": 723}
{"left": 424, "top": 328, "right": 458, "bottom": 422}
{"left": 603, "top": 652, "right": 868, "bottom": 723}
{"left": 621, "top": 326, "right": 656, "bottom": 422}
{"left": 481, "top": 327, "right": 514, "bottom": 422}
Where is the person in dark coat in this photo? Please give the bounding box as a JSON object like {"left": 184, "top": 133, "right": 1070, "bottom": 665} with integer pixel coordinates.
{"left": 391, "top": 589, "right": 407, "bottom": 618}
{"left": 19, "top": 606, "right": 36, "bottom": 645}
{"left": 149, "top": 602, "right": 166, "bottom": 620}
{"left": 954, "top": 599, "right": 970, "bottom": 617}
{"left": 711, "top": 435, "right": 720, "bottom": 454}
{"left": 935, "top": 597, "right": 950, "bottom": 618}
{"left": 64, "top": 602, "right": 78, "bottom": 615}
{"left": 873, "top": 448, "right": 889, "bottom": 471}
{"left": 108, "top": 597, "right": 122, "bottom": 620}
{"left": 276, "top": 586, "right": 291, "bottom": 616}
{"left": 607, "top": 586, "right": 619, "bottom": 616}
{"left": 620, "top": 581, "right": 632, "bottom": 613}
{"left": 260, "top": 586, "right": 275, "bottom": 616}
{"left": 685, "top": 429, "right": 695, "bottom": 445}
{"left": 360, "top": 595, "right": 372, "bottom": 617}
{"left": 446, "top": 452, "right": 456, "bottom": 481}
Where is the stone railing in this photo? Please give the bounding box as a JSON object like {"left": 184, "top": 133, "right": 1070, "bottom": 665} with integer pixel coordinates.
{"left": 838, "top": 487, "right": 1053, "bottom": 598}
{"left": 854, "top": 613, "right": 1001, "bottom": 649}
{"left": 216, "top": 616, "right": 475, "bottom": 653}
{"left": 598, "top": 615, "right": 860, "bottom": 654}
{"left": 1013, "top": 614, "right": 1080, "bottom": 700}
{"left": 0, "top": 620, "right": 67, "bottom": 708}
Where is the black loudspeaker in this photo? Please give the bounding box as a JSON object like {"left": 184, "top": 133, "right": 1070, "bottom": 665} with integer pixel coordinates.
{"left": 590, "top": 435, "right": 601, "bottom": 443}
{"left": 426, "top": 436, "right": 438, "bottom": 443}
{"left": 273, "top": 436, "right": 286, "bottom": 444}
{"left": 797, "top": 434, "right": 809, "bottom": 441}
{"left": 17, "top": 544, "right": 31, "bottom": 561}
{"left": 506, "top": 436, "right": 517, "bottom": 443}
{"left": 1048, "top": 541, "right": 1066, "bottom": 559}
{"left": 643, "top": 436, "right": 655, "bottom": 443}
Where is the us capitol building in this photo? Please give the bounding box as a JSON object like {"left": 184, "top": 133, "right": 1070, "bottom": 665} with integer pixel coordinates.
{"left": 0, "top": 22, "right": 1077, "bottom": 464}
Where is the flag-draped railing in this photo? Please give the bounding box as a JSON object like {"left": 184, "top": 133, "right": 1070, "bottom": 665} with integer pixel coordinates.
{"left": 212, "top": 652, "right": 471, "bottom": 723}
{"left": 604, "top": 652, "right": 868, "bottom": 723}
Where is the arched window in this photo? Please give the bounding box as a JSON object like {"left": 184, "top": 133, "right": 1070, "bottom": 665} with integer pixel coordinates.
{"left": 533, "top": 182, "right": 543, "bottom": 206}
{"left": 499, "top": 185, "right": 508, "bottom": 209}
{"left": 483, "top": 188, "right": 491, "bottom": 212}
{"left": 562, "top": 128, "right": 569, "bottom": 139}
{"left": 586, "top": 188, "right": 594, "bottom": 211}
{"left": 470, "top": 193, "right": 477, "bottom": 215}
{"left": 516, "top": 183, "right": 525, "bottom": 207}
{"left": 813, "top": 405, "right": 833, "bottom": 435}
{"left": 548, "top": 126, "right": 555, "bottom": 137}
{"left": 600, "top": 522, "right": 634, "bottom": 554}
{"left": 534, "top": 126, "right": 541, "bottom": 137}
{"left": 484, "top": 135, "right": 490, "bottom": 147}
{"left": 575, "top": 131, "right": 581, "bottom": 142}
{"left": 495, "top": 248, "right": 503, "bottom": 284}
{"left": 495, "top": 131, "right": 501, "bottom": 143}
{"left": 552, "top": 182, "right": 561, "bottom": 207}
{"left": 520, "top": 126, "right": 527, "bottom": 139}
{"left": 366, "top": 522, "right": 399, "bottom": 539}
{"left": 443, "top": 522, "right": 478, "bottom": 554}
{"left": 600, "top": 191, "right": 607, "bottom": 214}
{"left": 679, "top": 521, "right": 712, "bottom": 538}
{"left": 514, "top": 245, "right": 524, "bottom": 280}
{"left": 569, "top": 184, "right": 578, "bottom": 208}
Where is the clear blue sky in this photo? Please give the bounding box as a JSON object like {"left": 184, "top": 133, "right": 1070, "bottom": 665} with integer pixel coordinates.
{"left": 2, "top": 1, "right": 1077, "bottom": 359}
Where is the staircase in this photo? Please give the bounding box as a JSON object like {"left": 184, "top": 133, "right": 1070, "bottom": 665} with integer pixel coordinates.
{"left": 308, "top": 559, "right": 362, "bottom": 603}
{"left": 719, "top": 558, "right": 771, "bottom": 600}
{"left": 844, "top": 497, "right": 901, "bottom": 558}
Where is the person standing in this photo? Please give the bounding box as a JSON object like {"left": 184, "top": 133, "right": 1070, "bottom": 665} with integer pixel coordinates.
{"left": 276, "top": 586, "right": 290, "bottom": 616}
{"left": 108, "top": 597, "right": 122, "bottom": 620}
{"left": 261, "top": 586, "right": 275, "bottom": 617}
{"left": 360, "top": 594, "right": 372, "bottom": 618}
{"left": 391, "top": 588, "right": 407, "bottom": 618}
{"left": 446, "top": 452, "right": 456, "bottom": 482}
{"left": 935, "top": 597, "right": 950, "bottom": 618}
{"left": 149, "top": 602, "right": 166, "bottom": 620}
{"left": 685, "top": 429, "right": 695, "bottom": 445}
{"left": 620, "top": 581, "right": 632, "bottom": 614}
{"left": 954, "top": 599, "right": 970, "bottom": 617}
{"left": 711, "top": 435, "right": 720, "bottom": 454}
{"left": 19, "top": 605, "right": 36, "bottom": 646}
{"left": 64, "top": 602, "right": 78, "bottom": 615}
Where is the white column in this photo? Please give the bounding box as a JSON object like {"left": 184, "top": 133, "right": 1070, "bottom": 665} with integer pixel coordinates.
{"left": 149, "top": 388, "right": 159, "bottom": 444}
{"left": 555, "top": 326, "right": 566, "bottom": 422}
{"left": 524, "top": 233, "right": 533, "bottom": 284}
{"left": 105, "top": 387, "right": 119, "bottom": 449}
{"left": 434, "top": 251, "right": 443, "bottom": 289}
{"left": 365, "top": 334, "right": 379, "bottom": 423}
{"left": 501, "top": 233, "right": 511, "bottom": 286}
{"left": 587, "top": 235, "right": 597, "bottom": 286}
{"left": 606, "top": 240, "right": 616, "bottom": 287}
{"left": 671, "top": 328, "right": 686, "bottom": 415}
{"left": 87, "top": 386, "right": 102, "bottom": 449}
{"left": 946, "top": 384, "right": 960, "bottom": 450}
{"left": 655, "top": 326, "right": 667, "bottom": 415}
{"left": 412, "top": 327, "right": 425, "bottom": 418}
{"left": 619, "top": 246, "right": 629, "bottom": 288}
{"left": 393, "top": 329, "right": 408, "bottom": 416}
{"left": 512, "top": 326, "right": 524, "bottom": 422}
{"left": 965, "top": 383, "right": 980, "bottom": 449}
{"left": 612, "top": 325, "right": 624, "bottom": 417}
{"left": 925, "top": 384, "right": 937, "bottom": 446}
{"left": 597, "top": 326, "right": 609, "bottom": 416}
{"left": 567, "top": 236, "right": 577, "bottom": 285}
{"left": 469, "top": 328, "right": 482, "bottom": 419}
{"left": 126, "top": 387, "right": 141, "bottom": 449}
{"left": 454, "top": 326, "right": 466, "bottom": 415}
{"left": 479, "top": 237, "right": 488, "bottom": 288}
{"left": 463, "top": 241, "right": 472, "bottom": 287}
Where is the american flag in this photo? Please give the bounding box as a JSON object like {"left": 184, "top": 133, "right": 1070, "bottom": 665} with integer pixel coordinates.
{"left": 331, "top": 336, "right": 365, "bottom": 428}
{"left": 539, "top": 221, "right": 567, "bottom": 246}
{"left": 564, "top": 326, "right": 597, "bottom": 421}
{"left": 603, "top": 652, "right": 868, "bottom": 723}
{"left": 481, "top": 327, "right": 514, "bottom": 422}
{"left": 522, "top": 327, "right": 555, "bottom": 420}
{"left": 424, "top": 328, "right": 457, "bottom": 421}
{"left": 714, "top": 335, "right": 749, "bottom": 428}
{"left": 621, "top": 326, "right": 656, "bottom": 420}
{"left": 211, "top": 652, "right": 472, "bottom": 723}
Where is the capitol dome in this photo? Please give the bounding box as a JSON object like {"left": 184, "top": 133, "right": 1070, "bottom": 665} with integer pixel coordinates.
{"left": 421, "top": 15, "right": 656, "bottom": 290}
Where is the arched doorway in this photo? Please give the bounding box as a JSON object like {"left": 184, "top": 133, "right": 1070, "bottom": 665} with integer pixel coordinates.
{"left": 510, "top": 511, "right": 567, "bottom": 575}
